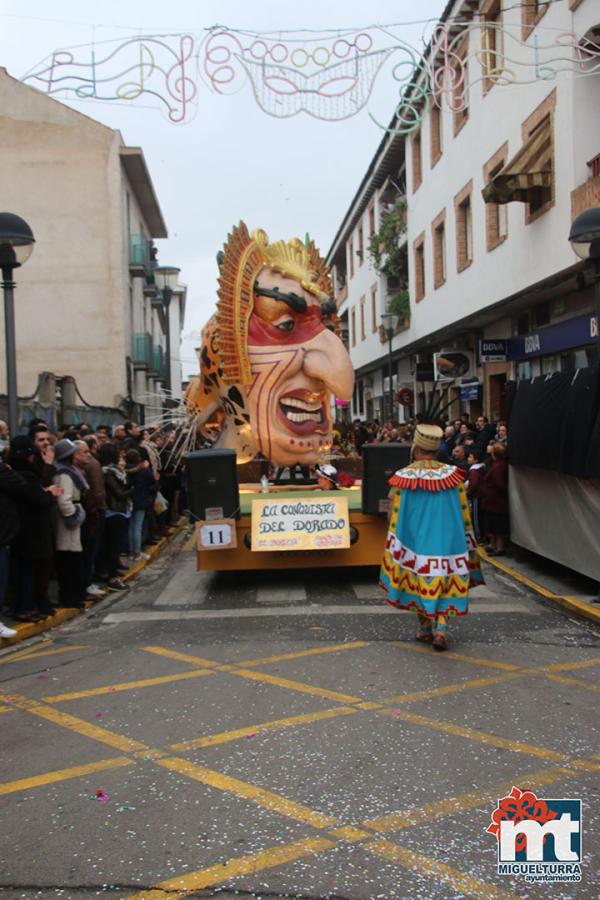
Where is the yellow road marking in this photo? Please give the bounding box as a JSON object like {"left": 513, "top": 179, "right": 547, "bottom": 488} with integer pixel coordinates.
{"left": 355, "top": 700, "right": 383, "bottom": 710}
{"left": 0, "top": 641, "right": 53, "bottom": 663}
{"left": 541, "top": 657, "right": 600, "bottom": 672}
{"left": 1, "top": 693, "right": 148, "bottom": 752}
{"left": 0, "top": 756, "right": 132, "bottom": 795}
{"left": 142, "top": 645, "right": 220, "bottom": 668}
{"left": 170, "top": 706, "right": 358, "bottom": 751}
{"left": 382, "top": 670, "right": 526, "bottom": 705}
{"left": 156, "top": 756, "right": 339, "bottom": 828}
{"left": 544, "top": 672, "right": 600, "bottom": 692}
{"left": 365, "top": 839, "right": 519, "bottom": 899}
{"left": 329, "top": 825, "right": 371, "bottom": 842}
{"left": 388, "top": 641, "right": 521, "bottom": 671}
{"left": 127, "top": 835, "right": 336, "bottom": 899}
{"left": 42, "top": 669, "right": 214, "bottom": 703}
{"left": 232, "top": 666, "right": 363, "bottom": 703}
{"left": 237, "top": 640, "right": 370, "bottom": 667}
{"left": 0, "top": 644, "right": 89, "bottom": 664}
{"left": 385, "top": 709, "right": 567, "bottom": 762}
{"left": 363, "top": 765, "right": 574, "bottom": 832}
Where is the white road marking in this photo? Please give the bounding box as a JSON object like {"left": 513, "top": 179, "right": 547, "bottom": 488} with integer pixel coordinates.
{"left": 256, "top": 585, "right": 307, "bottom": 605}
{"left": 351, "top": 582, "right": 386, "bottom": 600}
{"left": 153, "top": 565, "right": 213, "bottom": 606}
{"left": 104, "top": 601, "right": 535, "bottom": 623}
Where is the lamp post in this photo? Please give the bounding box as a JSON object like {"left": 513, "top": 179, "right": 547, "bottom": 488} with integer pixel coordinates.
{"left": 568, "top": 207, "right": 600, "bottom": 357}
{"left": 153, "top": 265, "right": 180, "bottom": 398}
{"left": 0, "top": 213, "right": 35, "bottom": 437}
{"left": 381, "top": 312, "right": 399, "bottom": 421}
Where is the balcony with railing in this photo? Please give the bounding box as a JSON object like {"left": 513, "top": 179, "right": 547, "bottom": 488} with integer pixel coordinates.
{"left": 129, "top": 234, "right": 152, "bottom": 276}
{"left": 132, "top": 332, "right": 153, "bottom": 368}
{"left": 152, "top": 345, "right": 167, "bottom": 381}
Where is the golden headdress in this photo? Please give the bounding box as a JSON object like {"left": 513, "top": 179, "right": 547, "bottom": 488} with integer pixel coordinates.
{"left": 216, "top": 222, "right": 333, "bottom": 385}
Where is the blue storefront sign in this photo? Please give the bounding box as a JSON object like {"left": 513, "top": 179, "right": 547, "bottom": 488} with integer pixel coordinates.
{"left": 507, "top": 312, "right": 598, "bottom": 361}
{"left": 479, "top": 339, "right": 507, "bottom": 362}
{"left": 460, "top": 379, "right": 481, "bottom": 400}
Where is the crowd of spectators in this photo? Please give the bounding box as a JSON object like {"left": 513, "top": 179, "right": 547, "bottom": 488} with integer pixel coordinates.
{"left": 0, "top": 418, "right": 183, "bottom": 636}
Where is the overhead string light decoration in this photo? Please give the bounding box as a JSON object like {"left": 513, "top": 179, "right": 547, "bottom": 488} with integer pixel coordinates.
{"left": 20, "top": 17, "right": 600, "bottom": 129}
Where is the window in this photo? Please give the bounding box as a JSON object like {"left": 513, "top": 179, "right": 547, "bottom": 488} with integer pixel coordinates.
{"left": 358, "top": 224, "right": 364, "bottom": 265}
{"left": 481, "top": 0, "right": 504, "bottom": 93}
{"left": 348, "top": 237, "right": 354, "bottom": 279}
{"left": 368, "top": 204, "right": 375, "bottom": 237}
{"left": 413, "top": 232, "right": 426, "bottom": 302}
{"left": 517, "top": 313, "right": 530, "bottom": 335}
{"left": 360, "top": 295, "right": 366, "bottom": 340}
{"left": 430, "top": 103, "right": 442, "bottom": 167}
{"left": 483, "top": 143, "right": 509, "bottom": 251}
{"left": 371, "top": 284, "right": 378, "bottom": 333}
{"left": 533, "top": 302, "right": 550, "bottom": 328}
{"left": 351, "top": 307, "right": 356, "bottom": 346}
{"left": 431, "top": 210, "right": 446, "bottom": 289}
{"left": 412, "top": 129, "right": 422, "bottom": 192}
{"left": 454, "top": 181, "right": 473, "bottom": 272}
{"left": 522, "top": 0, "right": 549, "bottom": 41}
{"left": 452, "top": 35, "right": 469, "bottom": 135}
{"left": 522, "top": 91, "right": 556, "bottom": 224}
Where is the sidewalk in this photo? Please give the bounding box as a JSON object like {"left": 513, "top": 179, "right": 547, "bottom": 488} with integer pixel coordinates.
{"left": 479, "top": 543, "right": 600, "bottom": 627}
{"left": 0, "top": 522, "right": 184, "bottom": 652}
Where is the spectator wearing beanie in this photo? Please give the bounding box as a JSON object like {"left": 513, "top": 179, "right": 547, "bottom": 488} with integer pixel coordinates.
{"left": 125, "top": 448, "right": 157, "bottom": 560}
{"left": 9, "top": 436, "right": 62, "bottom": 621}
{"left": 53, "top": 439, "right": 89, "bottom": 608}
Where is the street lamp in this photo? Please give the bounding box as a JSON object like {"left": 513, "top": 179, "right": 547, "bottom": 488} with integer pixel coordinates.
{"left": 568, "top": 207, "right": 600, "bottom": 356}
{"left": 0, "top": 213, "right": 35, "bottom": 437}
{"left": 153, "top": 265, "right": 180, "bottom": 396}
{"left": 381, "top": 312, "right": 399, "bottom": 421}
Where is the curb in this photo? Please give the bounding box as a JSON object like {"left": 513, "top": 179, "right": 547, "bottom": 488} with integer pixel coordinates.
{"left": 0, "top": 521, "right": 185, "bottom": 652}
{"left": 478, "top": 547, "right": 600, "bottom": 627}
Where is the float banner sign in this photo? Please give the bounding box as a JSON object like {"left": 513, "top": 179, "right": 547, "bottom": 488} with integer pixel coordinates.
{"left": 251, "top": 496, "right": 350, "bottom": 551}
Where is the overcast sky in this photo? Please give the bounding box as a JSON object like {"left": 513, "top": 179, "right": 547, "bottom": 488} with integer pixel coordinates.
{"left": 1, "top": 0, "right": 446, "bottom": 376}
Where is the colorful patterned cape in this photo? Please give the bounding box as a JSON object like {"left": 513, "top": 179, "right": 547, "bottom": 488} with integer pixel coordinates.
{"left": 379, "top": 460, "right": 484, "bottom": 617}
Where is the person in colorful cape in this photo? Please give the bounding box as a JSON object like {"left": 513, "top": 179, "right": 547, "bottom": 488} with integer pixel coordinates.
{"left": 379, "top": 423, "right": 484, "bottom": 651}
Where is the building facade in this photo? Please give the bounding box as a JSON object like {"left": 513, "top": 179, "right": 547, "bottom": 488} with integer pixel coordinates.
{"left": 328, "top": 0, "right": 600, "bottom": 424}
{"left": 0, "top": 68, "right": 185, "bottom": 425}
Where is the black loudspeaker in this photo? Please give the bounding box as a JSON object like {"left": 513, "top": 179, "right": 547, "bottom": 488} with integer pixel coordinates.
{"left": 184, "top": 449, "right": 240, "bottom": 520}
{"left": 362, "top": 443, "right": 411, "bottom": 514}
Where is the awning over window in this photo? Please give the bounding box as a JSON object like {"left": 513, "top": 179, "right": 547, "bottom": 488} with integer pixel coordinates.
{"left": 482, "top": 118, "right": 552, "bottom": 204}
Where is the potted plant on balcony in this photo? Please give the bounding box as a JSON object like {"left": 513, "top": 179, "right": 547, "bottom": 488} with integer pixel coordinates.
{"left": 368, "top": 198, "right": 410, "bottom": 338}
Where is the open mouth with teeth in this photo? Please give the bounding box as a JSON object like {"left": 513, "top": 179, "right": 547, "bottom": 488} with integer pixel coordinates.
{"left": 277, "top": 389, "right": 330, "bottom": 436}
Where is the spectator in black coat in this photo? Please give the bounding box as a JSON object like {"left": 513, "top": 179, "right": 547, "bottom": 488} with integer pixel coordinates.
{"left": 474, "top": 415, "right": 497, "bottom": 458}
{"left": 0, "top": 459, "right": 29, "bottom": 637}
{"left": 8, "top": 436, "right": 62, "bottom": 621}
{"left": 125, "top": 449, "right": 157, "bottom": 560}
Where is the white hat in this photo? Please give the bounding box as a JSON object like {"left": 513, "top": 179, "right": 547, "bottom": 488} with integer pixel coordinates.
{"left": 315, "top": 464, "right": 338, "bottom": 484}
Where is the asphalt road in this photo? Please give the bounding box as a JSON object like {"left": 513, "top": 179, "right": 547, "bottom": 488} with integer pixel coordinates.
{"left": 1, "top": 528, "right": 599, "bottom": 899}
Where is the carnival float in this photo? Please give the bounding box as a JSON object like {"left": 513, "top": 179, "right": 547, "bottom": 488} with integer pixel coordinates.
{"left": 184, "top": 222, "right": 409, "bottom": 571}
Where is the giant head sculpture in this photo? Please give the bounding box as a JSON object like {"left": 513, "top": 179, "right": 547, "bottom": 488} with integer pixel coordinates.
{"left": 186, "top": 222, "right": 354, "bottom": 466}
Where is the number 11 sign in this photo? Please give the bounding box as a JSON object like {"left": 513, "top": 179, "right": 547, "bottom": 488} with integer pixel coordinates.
{"left": 195, "top": 519, "right": 238, "bottom": 551}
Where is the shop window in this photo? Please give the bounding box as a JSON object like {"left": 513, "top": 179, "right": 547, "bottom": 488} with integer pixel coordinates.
{"left": 516, "top": 361, "right": 532, "bottom": 380}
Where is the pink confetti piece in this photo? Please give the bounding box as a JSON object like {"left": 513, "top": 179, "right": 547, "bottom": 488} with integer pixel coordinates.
{"left": 245, "top": 732, "right": 257, "bottom": 739}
